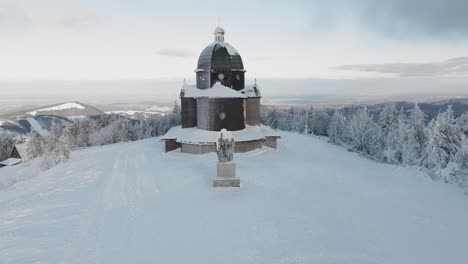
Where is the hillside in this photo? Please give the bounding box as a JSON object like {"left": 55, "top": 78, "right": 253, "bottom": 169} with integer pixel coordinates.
{"left": 1, "top": 132, "right": 468, "bottom": 263}
{"left": 0, "top": 102, "right": 105, "bottom": 136}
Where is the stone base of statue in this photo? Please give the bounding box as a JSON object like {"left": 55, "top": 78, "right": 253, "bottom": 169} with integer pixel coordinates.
{"left": 213, "top": 162, "right": 240, "bottom": 188}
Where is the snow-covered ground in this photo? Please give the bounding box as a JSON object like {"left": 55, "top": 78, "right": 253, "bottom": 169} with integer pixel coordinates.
{"left": 28, "top": 102, "right": 85, "bottom": 116}
{"left": 105, "top": 105, "right": 172, "bottom": 119}
{"left": 25, "top": 117, "right": 49, "bottom": 137}
{"left": 1, "top": 132, "right": 468, "bottom": 263}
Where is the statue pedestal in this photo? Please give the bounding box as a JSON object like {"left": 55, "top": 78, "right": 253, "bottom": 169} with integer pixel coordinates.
{"left": 213, "top": 162, "right": 240, "bottom": 188}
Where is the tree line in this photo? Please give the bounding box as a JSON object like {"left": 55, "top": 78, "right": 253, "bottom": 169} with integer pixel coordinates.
{"left": 1, "top": 102, "right": 181, "bottom": 171}
{"left": 262, "top": 104, "right": 468, "bottom": 186}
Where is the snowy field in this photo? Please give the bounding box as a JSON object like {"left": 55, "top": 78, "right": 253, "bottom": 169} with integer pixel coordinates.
{"left": 1, "top": 132, "right": 468, "bottom": 263}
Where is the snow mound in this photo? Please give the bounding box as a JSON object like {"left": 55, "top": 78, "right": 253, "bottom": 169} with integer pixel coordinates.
{"left": 1, "top": 132, "right": 468, "bottom": 263}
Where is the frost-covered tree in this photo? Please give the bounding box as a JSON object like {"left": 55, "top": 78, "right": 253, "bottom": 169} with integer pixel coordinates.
{"left": 304, "top": 106, "right": 313, "bottom": 134}
{"left": 137, "top": 119, "right": 153, "bottom": 140}
{"left": 286, "top": 107, "right": 296, "bottom": 132}
{"left": 347, "top": 107, "right": 379, "bottom": 155}
{"left": 40, "top": 122, "right": 71, "bottom": 171}
{"left": 398, "top": 115, "right": 419, "bottom": 166}
{"left": 90, "top": 120, "right": 119, "bottom": 146}
{"left": 408, "top": 104, "right": 427, "bottom": 155}
{"left": 266, "top": 109, "right": 279, "bottom": 129}
{"left": 0, "top": 135, "right": 14, "bottom": 161}
{"left": 313, "top": 109, "right": 331, "bottom": 136}
{"left": 118, "top": 119, "right": 136, "bottom": 142}
{"left": 378, "top": 104, "right": 399, "bottom": 136}
{"left": 455, "top": 139, "right": 468, "bottom": 170}
{"left": 328, "top": 110, "right": 346, "bottom": 144}
{"left": 423, "top": 106, "right": 463, "bottom": 181}
{"left": 169, "top": 100, "right": 182, "bottom": 127}
{"left": 26, "top": 130, "right": 44, "bottom": 159}
{"left": 77, "top": 119, "right": 93, "bottom": 147}
{"left": 456, "top": 112, "right": 468, "bottom": 138}
{"left": 378, "top": 104, "right": 401, "bottom": 162}
{"left": 305, "top": 106, "right": 330, "bottom": 136}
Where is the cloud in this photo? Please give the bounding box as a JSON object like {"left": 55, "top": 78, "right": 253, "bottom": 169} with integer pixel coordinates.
{"left": 156, "top": 49, "right": 193, "bottom": 58}
{"left": 336, "top": 57, "right": 468, "bottom": 77}
{"left": 0, "top": 2, "right": 102, "bottom": 32}
{"left": 53, "top": 7, "right": 101, "bottom": 31}
{"left": 0, "top": 2, "right": 31, "bottom": 29}
{"left": 300, "top": 0, "right": 468, "bottom": 38}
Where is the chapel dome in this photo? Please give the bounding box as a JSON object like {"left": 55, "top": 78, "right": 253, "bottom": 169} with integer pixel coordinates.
{"left": 196, "top": 42, "right": 244, "bottom": 71}
{"left": 195, "top": 27, "right": 246, "bottom": 90}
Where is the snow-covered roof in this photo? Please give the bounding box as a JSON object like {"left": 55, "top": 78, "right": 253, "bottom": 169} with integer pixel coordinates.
{"left": 0, "top": 158, "right": 22, "bottom": 166}
{"left": 181, "top": 82, "right": 246, "bottom": 99}
{"left": 15, "top": 143, "right": 28, "bottom": 161}
{"left": 241, "top": 84, "right": 262, "bottom": 98}
{"left": 162, "top": 125, "right": 280, "bottom": 144}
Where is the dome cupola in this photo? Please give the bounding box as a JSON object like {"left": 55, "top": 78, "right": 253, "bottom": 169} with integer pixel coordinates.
{"left": 195, "top": 27, "right": 245, "bottom": 91}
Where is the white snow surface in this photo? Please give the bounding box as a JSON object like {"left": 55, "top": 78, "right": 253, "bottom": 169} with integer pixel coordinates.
{"left": 28, "top": 102, "right": 85, "bottom": 116}
{"left": 25, "top": 117, "right": 49, "bottom": 137}
{"left": 162, "top": 125, "right": 280, "bottom": 143}
{"left": 145, "top": 105, "right": 172, "bottom": 112}
{"left": 0, "top": 120, "right": 4, "bottom": 126}
{"left": 1, "top": 132, "right": 468, "bottom": 263}
{"left": 182, "top": 82, "right": 247, "bottom": 98}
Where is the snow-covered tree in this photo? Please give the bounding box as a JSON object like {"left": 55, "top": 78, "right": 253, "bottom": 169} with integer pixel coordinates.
{"left": 347, "top": 107, "right": 379, "bottom": 155}
{"left": 118, "top": 119, "right": 136, "bottom": 142}
{"left": 0, "top": 135, "right": 14, "bottom": 161}
{"left": 398, "top": 115, "right": 419, "bottom": 166}
{"left": 314, "top": 109, "right": 331, "bottom": 136}
{"left": 26, "top": 130, "right": 44, "bottom": 159}
{"left": 456, "top": 112, "right": 468, "bottom": 138}
{"left": 170, "top": 100, "right": 182, "bottom": 127}
{"left": 266, "top": 109, "right": 279, "bottom": 129}
{"left": 423, "top": 106, "right": 463, "bottom": 181}
{"left": 305, "top": 106, "right": 330, "bottom": 136}
{"left": 378, "top": 104, "right": 401, "bottom": 163}
{"left": 378, "top": 104, "right": 399, "bottom": 136}
{"left": 77, "top": 119, "right": 92, "bottom": 147}
{"left": 455, "top": 138, "right": 468, "bottom": 170}
{"left": 286, "top": 107, "right": 296, "bottom": 132}
{"left": 328, "top": 110, "right": 347, "bottom": 144}
{"left": 137, "top": 119, "right": 153, "bottom": 140}
{"left": 304, "top": 106, "right": 313, "bottom": 134}
{"left": 408, "top": 104, "right": 427, "bottom": 155}
{"left": 40, "top": 122, "right": 71, "bottom": 171}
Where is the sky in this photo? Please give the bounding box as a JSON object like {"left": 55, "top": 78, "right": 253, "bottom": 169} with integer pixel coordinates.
{"left": 1, "top": 0, "right": 468, "bottom": 80}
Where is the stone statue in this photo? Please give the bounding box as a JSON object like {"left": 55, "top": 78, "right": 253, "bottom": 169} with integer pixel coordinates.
{"left": 214, "top": 129, "right": 239, "bottom": 187}
{"left": 216, "top": 129, "right": 235, "bottom": 163}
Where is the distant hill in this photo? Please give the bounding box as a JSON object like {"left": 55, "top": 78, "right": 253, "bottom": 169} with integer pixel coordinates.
{"left": 0, "top": 102, "right": 104, "bottom": 136}
{"left": 329, "top": 98, "right": 468, "bottom": 122}
{"left": 0, "top": 102, "right": 105, "bottom": 119}
{"left": 105, "top": 105, "right": 172, "bottom": 119}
